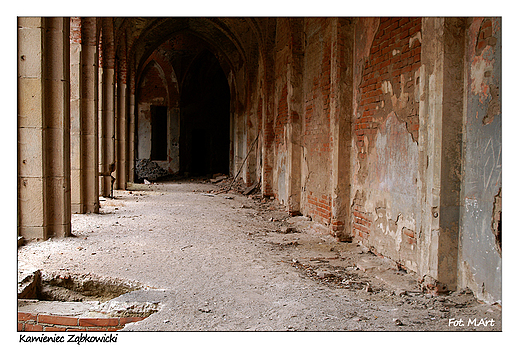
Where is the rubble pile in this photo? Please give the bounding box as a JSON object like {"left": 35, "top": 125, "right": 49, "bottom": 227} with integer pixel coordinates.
{"left": 135, "top": 159, "right": 169, "bottom": 182}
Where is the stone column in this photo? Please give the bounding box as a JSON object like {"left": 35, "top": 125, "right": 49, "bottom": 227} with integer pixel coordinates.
{"left": 70, "top": 17, "right": 99, "bottom": 213}
{"left": 98, "top": 19, "right": 116, "bottom": 197}
{"left": 329, "top": 18, "right": 354, "bottom": 242}
{"left": 18, "top": 17, "right": 71, "bottom": 240}
{"left": 420, "top": 17, "right": 465, "bottom": 291}
{"left": 116, "top": 74, "right": 128, "bottom": 189}
{"left": 70, "top": 17, "right": 84, "bottom": 213}
{"left": 115, "top": 33, "right": 128, "bottom": 189}
{"left": 286, "top": 18, "right": 304, "bottom": 215}
{"left": 128, "top": 82, "right": 136, "bottom": 183}
{"left": 81, "top": 18, "right": 100, "bottom": 212}
{"left": 261, "top": 36, "right": 275, "bottom": 197}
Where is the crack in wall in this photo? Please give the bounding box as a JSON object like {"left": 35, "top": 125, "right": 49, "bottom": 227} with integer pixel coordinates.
{"left": 492, "top": 188, "right": 501, "bottom": 256}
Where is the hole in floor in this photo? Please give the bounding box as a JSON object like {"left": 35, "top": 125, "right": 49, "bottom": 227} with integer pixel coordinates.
{"left": 37, "top": 271, "right": 144, "bottom": 302}
{"left": 18, "top": 270, "right": 161, "bottom": 323}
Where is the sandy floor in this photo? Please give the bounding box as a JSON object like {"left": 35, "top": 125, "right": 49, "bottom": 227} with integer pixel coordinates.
{"left": 17, "top": 179, "right": 502, "bottom": 332}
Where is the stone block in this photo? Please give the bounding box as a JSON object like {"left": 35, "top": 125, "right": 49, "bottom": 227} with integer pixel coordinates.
{"left": 70, "top": 138, "right": 82, "bottom": 169}
{"left": 18, "top": 17, "right": 43, "bottom": 28}
{"left": 19, "top": 226, "right": 45, "bottom": 240}
{"left": 18, "top": 27, "right": 43, "bottom": 79}
{"left": 18, "top": 78, "right": 43, "bottom": 128}
{"left": 18, "top": 127, "right": 44, "bottom": 177}
{"left": 18, "top": 177, "right": 45, "bottom": 226}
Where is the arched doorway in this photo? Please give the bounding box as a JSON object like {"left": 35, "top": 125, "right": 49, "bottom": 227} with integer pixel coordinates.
{"left": 179, "top": 49, "right": 230, "bottom": 176}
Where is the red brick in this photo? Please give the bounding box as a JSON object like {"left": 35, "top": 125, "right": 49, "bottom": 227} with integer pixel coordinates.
{"left": 401, "top": 65, "right": 412, "bottom": 74}
{"left": 24, "top": 324, "right": 44, "bottom": 332}
{"left": 18, "top": 312, "right": 37, "bottom": 322}
{"left": 79, "top": 318, "right": 120, "bottom": 327}
{"left": 357, "top": 212, "right": 372, "bottom": 222}
{"left": 403, "top": 228, "right": 415, "bottom": 238}
{"left": 18, "top": 323, "right": 24, "bottom": 331}
{"left": 477, "top": 40, "right": 486, "bottom": 52}
{"left": 38, "top": 315, "right": 78, "bottom": 327}
{"left": 481, "top": 19, "right": 492, "bottom": 29}
{"left": 353, "top": 223, "right": 370, "bottom": 234}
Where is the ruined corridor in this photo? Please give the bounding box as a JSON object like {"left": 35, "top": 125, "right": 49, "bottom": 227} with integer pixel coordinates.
{"left": 16, "top": 16, "right": 502, "bottom": 333}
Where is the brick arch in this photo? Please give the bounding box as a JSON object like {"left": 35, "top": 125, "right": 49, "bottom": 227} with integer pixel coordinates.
{"left": 137, "top": 60, "right": 168, "bottom": 106}
{"left": 138, "top": 52, "right": 179, "bottom": 109}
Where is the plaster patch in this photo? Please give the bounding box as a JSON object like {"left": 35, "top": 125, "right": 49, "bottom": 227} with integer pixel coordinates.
{"left": 381, "top": 80, "right": 393, "bottom": 94}
{"left": 409, "top": 31, "right": 422, "bottom": 48}
{"left": 368, "top": 112, "right": 418, "bottom": 196}
{"left": 470, "top": 49, "right": 494, "bottom": 98}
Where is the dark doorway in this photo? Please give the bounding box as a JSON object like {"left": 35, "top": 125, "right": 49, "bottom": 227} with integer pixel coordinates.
{"left": 150, "top": 105, "right": 168, "bottom": 161}
{"left": 180, "top": 49, "right": 230, "bottom": 176}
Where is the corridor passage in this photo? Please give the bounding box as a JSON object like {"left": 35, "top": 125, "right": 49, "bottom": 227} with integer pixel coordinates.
{"left": 17, "top": 179, "right": 501, "bottom": 331}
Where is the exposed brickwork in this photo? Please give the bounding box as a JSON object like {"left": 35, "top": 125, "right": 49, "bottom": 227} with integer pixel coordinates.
{"left": 81, "top": 17, "right": 98, "bottom": 47}
{"left": 138, "top": 63, "right": 168, "bottom": 104}
{"left": 356, "top": 17, "right": 422, "bottom": 163}
{"left": 352, "top": 17, "right": 422, "bottom": 241}
{"left": 117, "top": 32, "right": 128, "bottom": 85}
{"left": 307, "top": 193, "right": 332, "bottom": 225}
{"left": 475, "top": 18, "right": 496, "bottom": 56}
{"left": 102, "top": 18, "right": 115, "bottom": 69}
{"left": 403, "top": 227, "right": 417, "bottom": 245}
{"left": 301, "top": 18, "right": 335, "bottom": 226}
{"left": 352, "top": 208, "right": 373, "bottom": 241}
{"left": 70, "top": 17, "right": 82, "bottom": 44}
{"left": 98, "top": 29, "right": 104, "bottom": 67}
{"left": 17, "top": 311, "right": 146, "bottom": 332}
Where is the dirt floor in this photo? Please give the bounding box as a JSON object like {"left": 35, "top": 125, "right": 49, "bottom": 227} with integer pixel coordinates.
{"left": 17, "top": 178, "right": 502, "bottom": 332}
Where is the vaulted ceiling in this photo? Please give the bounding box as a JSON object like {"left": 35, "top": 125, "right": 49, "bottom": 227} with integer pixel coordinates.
{"left": 113, "top": 17, "right": 276, "bottom": 84}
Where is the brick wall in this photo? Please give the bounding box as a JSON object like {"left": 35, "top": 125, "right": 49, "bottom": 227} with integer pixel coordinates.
{"left": 70, "top": 17, "right": 82, "bottom": 44}
{"left": 352, "top": 17, "right": 422, "bottom": 242}
{"left": 352, "top": 207, "right": 372, "bottom": 241}
{"left": 356, "top": 17, "right": 421, "bottom": 163}
{"left": 18, "top": 312, "right": 145, "bottom": 332}
{"left": 307, "top": 193, "right": 331, "bottom": 224}
{"left": 138, "top": 63, "right": 167, "bottom": 105}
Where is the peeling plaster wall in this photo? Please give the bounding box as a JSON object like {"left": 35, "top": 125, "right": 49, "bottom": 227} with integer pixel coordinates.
{"left": 364, "top": 112, "right": 420, "bottom": 270}
{"left": 301, "top": 18, "right": 334, "bottom": 226}
{"left": 459, "top": 18, "right": 502, "bottom": 304}
{"left": 273, "top": 19, "right": 291, "bottom": 206}
{"left": 351, "top": 18, "right": 422, "bottom": 270}
{"left": 126, "top": 17, "right": 502, "bottom": 301}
